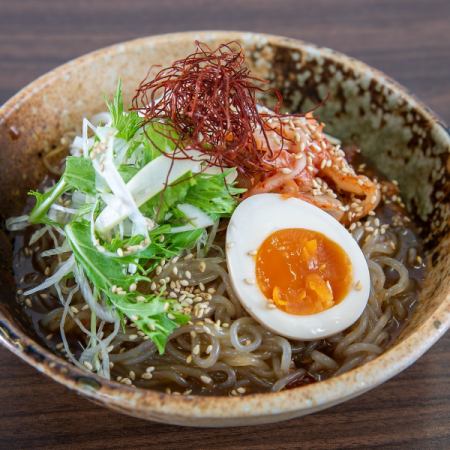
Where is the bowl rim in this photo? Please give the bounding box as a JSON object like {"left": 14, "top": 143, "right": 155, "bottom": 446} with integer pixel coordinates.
{"left": 0, "top": 30, "right": 449, "bottom": 422}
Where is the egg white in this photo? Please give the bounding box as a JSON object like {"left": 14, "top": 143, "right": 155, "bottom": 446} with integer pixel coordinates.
{"left": 226, "top": 193, "right": 370, "bottom": 340}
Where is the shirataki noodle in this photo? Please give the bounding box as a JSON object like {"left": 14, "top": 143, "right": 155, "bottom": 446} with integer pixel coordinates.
{"left": 17, "top": 207, "right": 422, "bottom": 395}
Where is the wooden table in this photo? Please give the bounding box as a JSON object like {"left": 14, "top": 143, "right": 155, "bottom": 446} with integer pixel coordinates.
{"left": 1, "top": 1, "right": 449, "bottom": 448}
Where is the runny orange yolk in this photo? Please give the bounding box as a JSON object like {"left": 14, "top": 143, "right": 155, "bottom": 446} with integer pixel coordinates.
{"left": 255, "top": 228, "right": 352, "bottom": 315}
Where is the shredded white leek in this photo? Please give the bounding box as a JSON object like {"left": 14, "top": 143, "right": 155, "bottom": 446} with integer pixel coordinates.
{"left": 95, "top": 150, "right": 207, "bottom": 234}
{"left": 92, "top": 136, "right": 149, "bottom": 239}
{"left": 6, "top": 215, "right": 29, "bottom": 231}
{"left": 169, "top": 203, "right": 214, "bottom": 233}
{"left": 24, "top": 255, "right": 75, "bottom": 296}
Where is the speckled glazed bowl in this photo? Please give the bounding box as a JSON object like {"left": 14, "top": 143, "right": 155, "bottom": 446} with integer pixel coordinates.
{"left": 0, "top": 31, "right": 449, "bottom": 427}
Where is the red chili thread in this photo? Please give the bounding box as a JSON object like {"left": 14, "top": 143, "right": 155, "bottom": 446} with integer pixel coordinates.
{"left": 131, "top": 40, "right": 325, "bottom": 178}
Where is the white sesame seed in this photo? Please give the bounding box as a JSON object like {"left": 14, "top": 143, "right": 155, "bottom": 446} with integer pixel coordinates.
{"left": 193, "top": 344, "right": 200, "bottom": 355}
{"left": 129, "top": 334, "right": 138, "bottom": 341}
{"left": 200, "top": 375, "right": 212, "bottom": 385}
{"left": 83, "top": 361, "right": 93, "bottom": 370}
{"left": 244, "top": 277, "right": 255, "bottom": 285}
{"left": 237, "top": 387, "right": 246, "bottom": 394}
{"left": 129, "top": 283, "right": 137, "bottom": 292}
{"left": 307, "top": 141, "right": 317, "bottom": 152}
{"left": 199, "top": 261, "right": 206, "bottom": 273}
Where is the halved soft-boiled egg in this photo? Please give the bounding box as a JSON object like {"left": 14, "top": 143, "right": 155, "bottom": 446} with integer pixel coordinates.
{"left": 226, "top": 193, "right": 370, "bottom": 340}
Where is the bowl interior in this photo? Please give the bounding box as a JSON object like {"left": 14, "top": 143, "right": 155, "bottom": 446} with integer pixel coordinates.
{"left": 0, "top": 31, "right": 448, "bottom": 426}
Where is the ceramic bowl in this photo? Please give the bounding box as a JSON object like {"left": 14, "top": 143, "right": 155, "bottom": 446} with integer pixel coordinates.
{"left": 0, "top": 31, "right": 448, "bottom": 427}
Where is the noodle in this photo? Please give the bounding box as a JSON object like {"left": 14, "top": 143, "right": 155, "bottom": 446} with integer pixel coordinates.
{"left": 11, "top": 144, "right": 424, "bottom": 396}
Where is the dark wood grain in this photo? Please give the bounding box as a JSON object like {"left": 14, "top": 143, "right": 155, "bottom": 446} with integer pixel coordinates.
{"left": 0, "top": 0, "right": 449, "bottom": 448}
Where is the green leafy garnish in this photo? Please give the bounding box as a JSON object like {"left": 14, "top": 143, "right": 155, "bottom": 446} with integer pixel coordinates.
{"left": 126, "top": 120, "right": 179, "bottom": 167}
{"left": 140, "top": 172, "right": 196, "bottom": 221}
{"left": 140, "top": 170, "right": 243, "bottom": 224}
{"left": 185, "top": 170, "right": 245, "bottom": 220}
{"left": 64, "top": 156, "right": 96, "bottom": 193}
{"left": 21, "top": 80, "right": 245, "bottom": 355}
{"left": 29, "top": 157, "right": 95, "bottom": 224}
{"left": 118, "top": 165, "right": 139, "bottom": 182}
{"left": 66, "top": 220, "right": 189, "bottom": 353}
{"left": 140, "top": 121, "right": 179, "bottom": 164}
{"left": 106, "top": 80, "right": 142, "bottom": 141}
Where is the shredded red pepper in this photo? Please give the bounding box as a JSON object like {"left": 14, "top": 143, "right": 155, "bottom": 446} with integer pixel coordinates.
{"left": 132, "top": 41, "right": 305, "bottom": 177}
